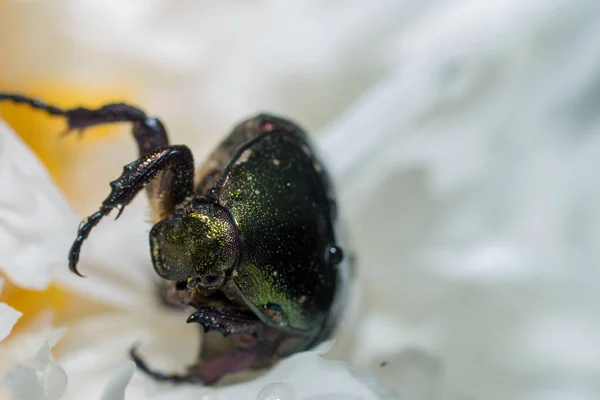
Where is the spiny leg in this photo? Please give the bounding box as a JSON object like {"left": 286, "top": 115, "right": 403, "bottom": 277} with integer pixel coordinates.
{"left": 0, "top": 92, "right": 168, "bottom": 153}
{"left": 69, "top": 145, "right": 195, "bottom": 276}
{"left": 0, "top": 92, "right": 170, "bottom": 198}
{"left": 186, "top": 306, "right": 264, "bottom": 337}
{"left": 130, "top": 347, "right": 197, "bottom": 384}
{"left": 0, "top": 92, "right": 189, "bottom": 274}
{"left": 130, "top": 346, "right": 258, "bottom": 385}
{"left": 131, "top": 307, "right": 266, "bottom": 385}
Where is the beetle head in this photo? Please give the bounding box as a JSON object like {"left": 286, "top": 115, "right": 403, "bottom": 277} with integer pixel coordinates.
{"left": 149, "top": 199, "right": 240, "bottom": 289}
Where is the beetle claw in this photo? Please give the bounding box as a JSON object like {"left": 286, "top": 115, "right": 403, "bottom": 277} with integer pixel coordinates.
{"left": 130, "top": 344, "right": 258, "bottom": 385}
{"left": 114, "top": 204, "right": 125, "bottom": 220}
{"left": 186, "top": 306, "right": 262, "bottom": 337}
{"left": 130, "top": 346, "right": 198, "bottom": 384}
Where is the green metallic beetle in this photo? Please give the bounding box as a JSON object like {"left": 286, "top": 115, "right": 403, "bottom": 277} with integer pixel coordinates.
{"left": 0, "top": 92, "right": 350, "bottom": 385}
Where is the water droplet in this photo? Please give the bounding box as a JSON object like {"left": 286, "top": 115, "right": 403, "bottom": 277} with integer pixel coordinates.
{"left": 265, "top": 303, "right": 283, "bottom": 313}
{"left": 328, "top": 245, "right": 344, "bottom": 265}
{"left": 263, "top": 303, "right": 284, "bottom": 324}
{"left": 256, "top": 382, "right": 295, "bottom": 400}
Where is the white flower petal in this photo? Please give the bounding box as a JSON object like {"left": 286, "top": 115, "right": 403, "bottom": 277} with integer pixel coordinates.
{"left": 375, "top": 348, "right": 441, "bottom": 400}
{"left": 218, "top": 348, "right": 396, "bottom": 400}
{"left": 51, "top": 197, "right": 160, "bottom": 310}
{"left": 146, "top": 348, "right": 395, "bottom": 400}
{"left": 6, "top": 1, "right": 600, "bottom": 399}
{"left": 2, "top": 365, "right": 45, "bottom": 400}
{"left": 57, "top": 311, "right": 197, "bottom": 399}
{"left": 0, "top": 119, "right": 157, "bottom": 309}
{"left": 44, "top": 362, "right": 68, "bottom": 400}
{"left": 0, "top": 303, "right": 22, "bottom": 343}
{"left": 2, "top": 339, "right": 68, "bottom": 400}
{"left": 0, "top": 278, "right": 22, "bottom": 344}
{"left": 0, "top": 316, "right": 65, "bottom": 374}
{"left": 0, "top": 120, "right": 79, "bottom": 290}
{"left": 316, "top": 0, "right": 600, "bottom": 398}
{"left": 256, "top": 382, "right": 296, "bottom": 400}
{"left": 100, "top": 361, "right": 135, "bottom": 400}
{"left": 53, "top": 311, "right": 393, "bottom": 400}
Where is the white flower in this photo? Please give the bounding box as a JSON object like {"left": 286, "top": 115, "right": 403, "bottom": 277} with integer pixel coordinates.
{"left": 2, "top": 1, "right": 600, "bottom": 399}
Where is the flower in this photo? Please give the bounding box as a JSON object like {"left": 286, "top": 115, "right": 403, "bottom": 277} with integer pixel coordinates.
{"left": 0, "top": 118, "right": 396, "bottom": 398}
{"left": 2, "top": 1, "right": 600, "bottom": 399}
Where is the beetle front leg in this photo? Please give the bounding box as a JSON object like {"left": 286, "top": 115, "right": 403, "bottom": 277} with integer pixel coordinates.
{"left": 69, "top": 145, "right": 194, "bottom": 276}
{"left": 0, "top": 92, "right": 172, "bottom": 203}
{"left": 130, "top": 307, "right": 267, "bottom": 385}
{"left": 0, "top": 92, "right": 169, "bottom": 155}
{"left": 186, "top": 306, "right": 265, "bottom": 337}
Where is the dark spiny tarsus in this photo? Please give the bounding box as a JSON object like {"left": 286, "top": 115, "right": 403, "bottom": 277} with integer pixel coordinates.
{"left": 130, "top": 347, "right": 194, "bottom": 383}
{"left": 68, "top": 207, "right": 111, "bottom": 277}
{"left": 67, "top": 146, "right": 194, "bottom": 276}
{"left": 0, "top": 93, "right": 66, "bottom": 116}
{"left": 0, "top": 92, "right": 166, "bottom": 150}
{"left": 0, "top": 92, "right": 194, "bottom": 278}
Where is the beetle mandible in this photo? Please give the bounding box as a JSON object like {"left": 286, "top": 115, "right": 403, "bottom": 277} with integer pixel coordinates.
{"left": 0, "top": 92, "right": 350, "bottom": 385}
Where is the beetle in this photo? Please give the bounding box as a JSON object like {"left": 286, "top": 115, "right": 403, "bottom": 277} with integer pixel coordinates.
{"left": 0, "top": 92, "right": 350, "bottom": 385}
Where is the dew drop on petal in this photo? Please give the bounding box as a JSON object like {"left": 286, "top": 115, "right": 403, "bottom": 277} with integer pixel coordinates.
{"left": 257, "top": 382, "right": 295, "bottom": 400}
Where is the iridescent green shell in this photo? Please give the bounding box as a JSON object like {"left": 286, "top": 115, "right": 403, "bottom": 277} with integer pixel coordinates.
{"left": 195, "top": 115, "right": 345, "bottom": 341}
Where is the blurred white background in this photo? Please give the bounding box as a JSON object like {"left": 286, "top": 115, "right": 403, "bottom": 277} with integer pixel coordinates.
{"left": 1, "top": 1, "right": 600, "bottom": 399}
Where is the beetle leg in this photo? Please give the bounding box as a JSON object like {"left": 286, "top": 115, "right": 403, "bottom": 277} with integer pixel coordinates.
{"left": 130, "top": 346, "right": 258, "bottom": 385}
{"left": 69, "top": 145, "right": 194, "bottom": 276}
{"left": 129, "top": 308, "right": 267, "bottom": 385}
{"left": 129, "top": 347, "right": 201, "bottom": 384}
{"left": 186, "top": 306, "right": 265, "bottom": 337}
{"left": 0, "top": 92, "right": 169, "bottom": 154}
{"left": 0, "top": 92, "right": 173, "bottom": 207}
